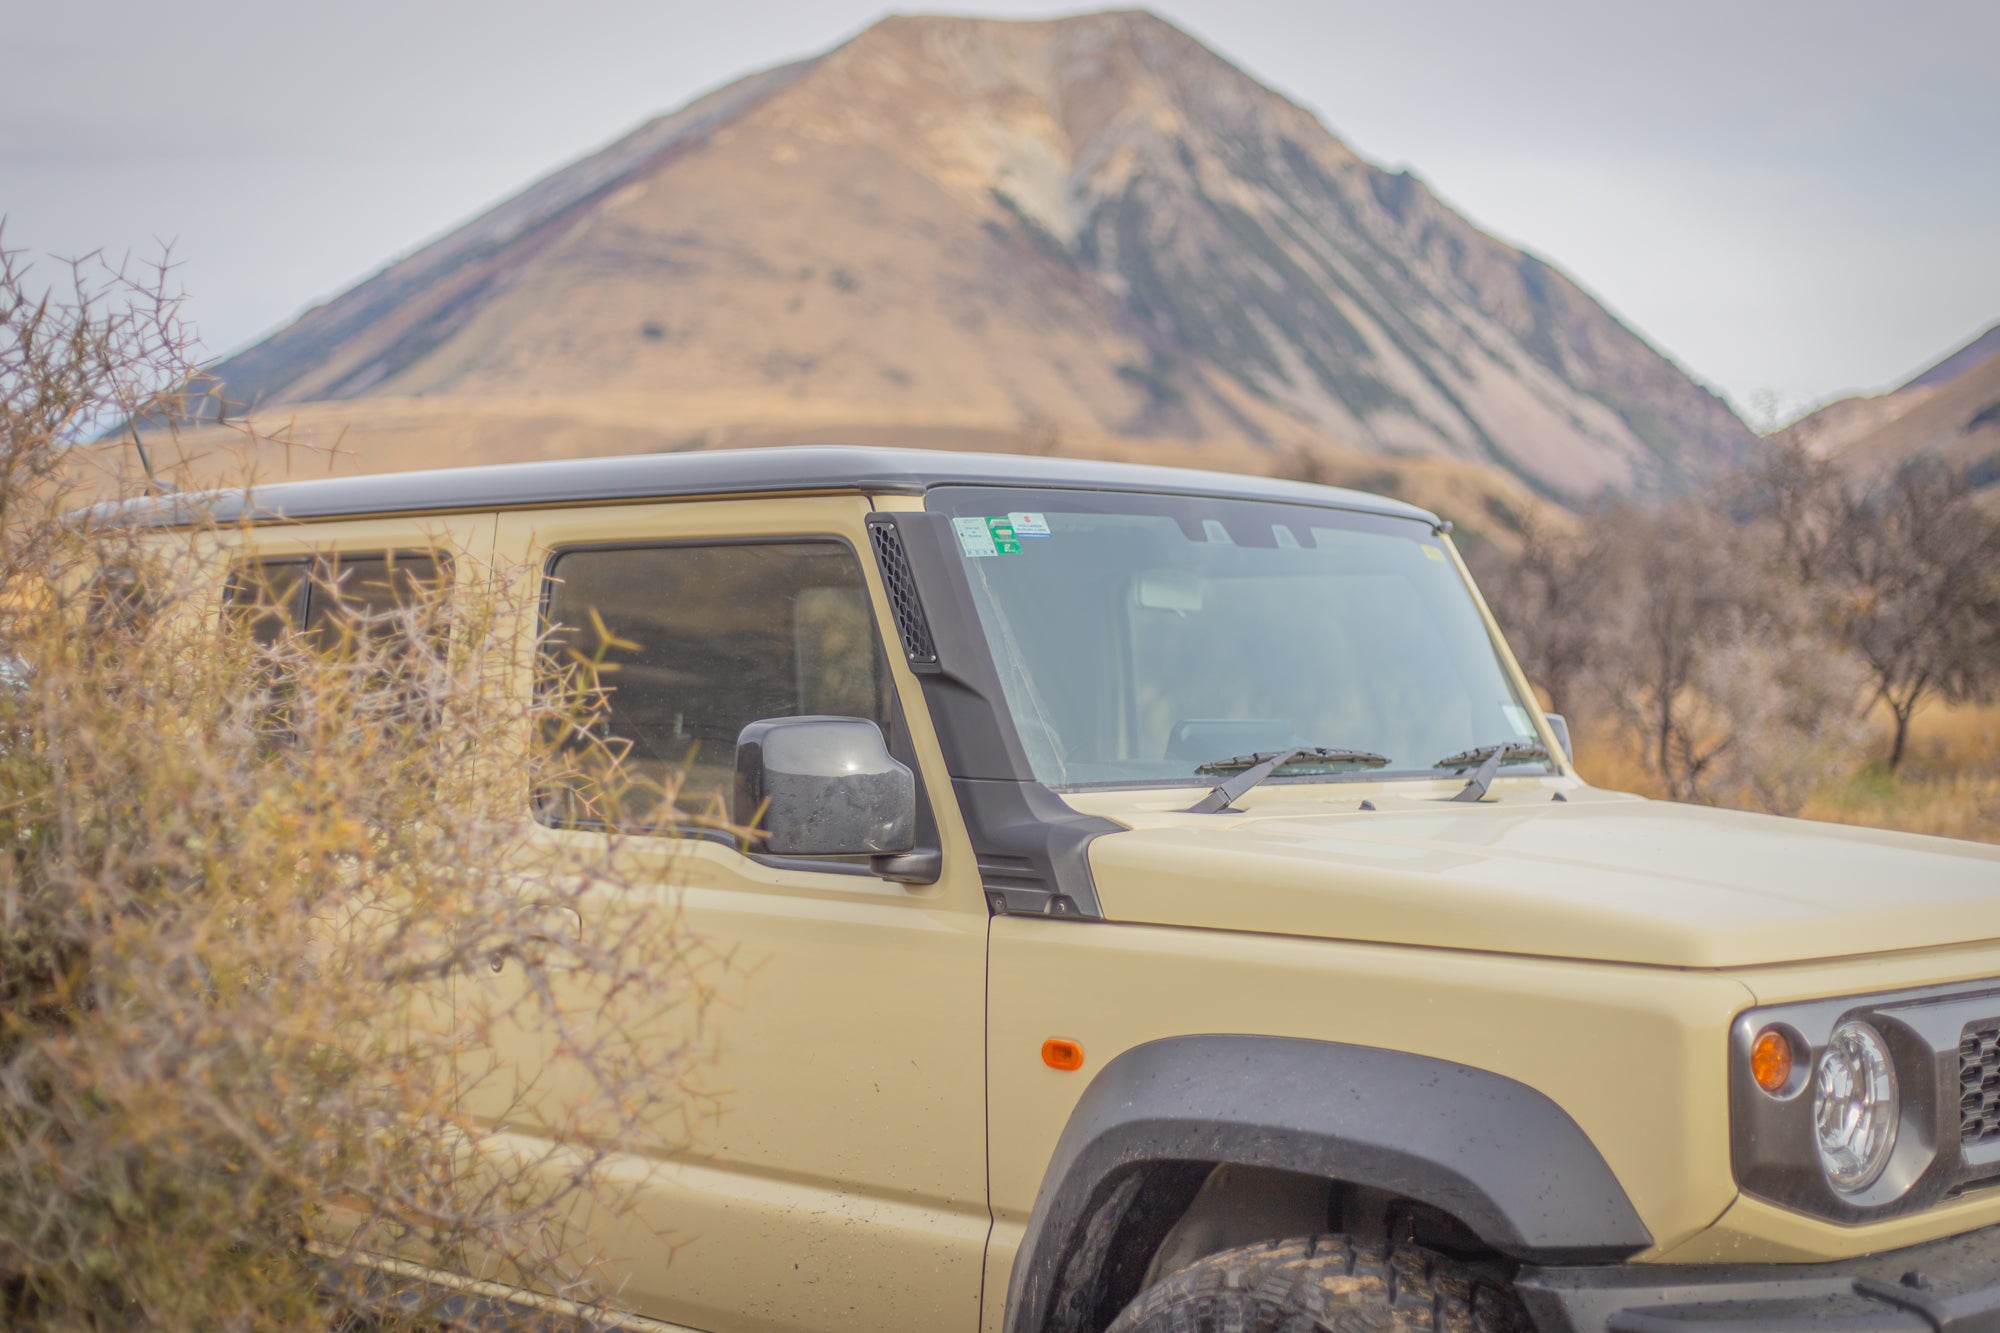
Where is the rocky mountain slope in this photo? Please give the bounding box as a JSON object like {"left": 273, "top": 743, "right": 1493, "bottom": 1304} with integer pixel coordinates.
{"left": 199, "top": 9, "right": 1754, "bottom": 502}
{"left": 1784, "top": 323, "right": 2000, "bottom": 493}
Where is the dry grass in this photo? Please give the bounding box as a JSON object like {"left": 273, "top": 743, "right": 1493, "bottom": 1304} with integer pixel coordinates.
{"left": 1577, "top": 702, "right": 2000, "bottom": 845}
{"left": 1800, "top": 702, "right": 2000, "bottom": 843}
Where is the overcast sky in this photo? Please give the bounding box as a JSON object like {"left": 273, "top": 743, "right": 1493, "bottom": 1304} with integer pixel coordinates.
{"left": 5, "top": 0, "right": 1995, "bottom": 423}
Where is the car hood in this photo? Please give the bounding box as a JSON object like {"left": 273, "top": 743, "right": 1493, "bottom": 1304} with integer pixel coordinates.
{"left": 1068, "top": 782, "right": 2000, "bottom": 967}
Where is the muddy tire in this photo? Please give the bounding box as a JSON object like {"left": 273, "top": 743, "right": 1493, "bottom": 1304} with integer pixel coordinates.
{"left": 1103, "top": 1234, "right": 1531, "bottom": 1333}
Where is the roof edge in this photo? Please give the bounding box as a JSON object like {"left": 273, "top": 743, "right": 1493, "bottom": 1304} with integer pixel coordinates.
{"left": 88, "top": 446, "right": 1441, "bottom": 531}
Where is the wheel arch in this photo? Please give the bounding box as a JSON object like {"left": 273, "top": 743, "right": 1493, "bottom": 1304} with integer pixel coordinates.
{"left": 1002, "top": 1034, "right": 1650, "bottom": 1333}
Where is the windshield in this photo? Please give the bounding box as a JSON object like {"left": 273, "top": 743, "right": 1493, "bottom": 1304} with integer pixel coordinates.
{"left": 929, "top": 486, "right": 1553, "bottom": 790}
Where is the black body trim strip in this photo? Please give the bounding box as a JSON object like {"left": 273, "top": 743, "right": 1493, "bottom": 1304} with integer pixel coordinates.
{"left": 1005, "top": 1035, "right": 1650, "bottom": 1333}
{"left": 872, "top": 510, "right": 1120, "bottom": 918}
{"left": 1517, "top": 1219, "right": 2000, "bottom": 1333}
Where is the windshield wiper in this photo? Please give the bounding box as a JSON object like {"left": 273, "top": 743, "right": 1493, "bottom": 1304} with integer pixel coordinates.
{"left": 1185, "top": 746, "right": 1390, "bottom": 814}
{"left": 1434, "top": 742, "right": 1552, "bottom": 803}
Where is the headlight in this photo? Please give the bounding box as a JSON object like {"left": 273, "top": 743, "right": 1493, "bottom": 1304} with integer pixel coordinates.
{"left": 1813, "top": 1020, "right": 1898, "bottom": 1193}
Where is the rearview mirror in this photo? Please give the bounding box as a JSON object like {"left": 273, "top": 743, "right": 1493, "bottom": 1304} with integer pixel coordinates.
{"left": 1135, "top": 567, "right": 1202, "bottom": 613}
{"left": 734, "top": 716, "right": 916, "bottom": 857}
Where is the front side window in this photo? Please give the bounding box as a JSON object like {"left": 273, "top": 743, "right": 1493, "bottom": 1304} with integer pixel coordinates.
{"left": 928, "top": 487, "right": 1550, "bottom": 789}
{"left": 541, "top": 539, "right": 893, "bottom": 831}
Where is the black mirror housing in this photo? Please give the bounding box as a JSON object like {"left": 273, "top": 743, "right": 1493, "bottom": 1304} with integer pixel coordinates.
{"left": 734, "top": 716, "right": 917, "bottom": 857}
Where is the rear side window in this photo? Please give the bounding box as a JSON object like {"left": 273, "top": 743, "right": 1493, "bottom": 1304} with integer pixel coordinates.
{"left": 224, "top": 559, "right": 309, "bottom": 645}
{"left": 225, "top": 551, "right": 451, "bottom": 650}
{"left": 223, "top": 551, "right": 452, "bottom": 738}
{"left": 541, "top": 540, "right": 892, "bottom": 831}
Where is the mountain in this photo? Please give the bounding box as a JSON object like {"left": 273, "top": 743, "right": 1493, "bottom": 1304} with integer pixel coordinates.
{"left": 195, "top": 9, "right": 1754, "bottom": 503}
{"left": 1783, "top": 323, "right": 2000, "bottom": 493}
{"left": 1905, "top": 323, "right": 2000, "bottom": 391}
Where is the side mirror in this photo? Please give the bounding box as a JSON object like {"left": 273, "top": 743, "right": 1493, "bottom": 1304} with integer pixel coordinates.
{"left": 734, "top": 716, "right": 916, "bottom": 857}
{"left": 1543, "top": 712, "right": 1574, "bottom": 763}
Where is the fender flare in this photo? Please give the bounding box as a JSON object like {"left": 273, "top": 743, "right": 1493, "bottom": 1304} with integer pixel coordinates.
{"left": 1003, "top": 1034, "right": 1651, "bottom": 1333}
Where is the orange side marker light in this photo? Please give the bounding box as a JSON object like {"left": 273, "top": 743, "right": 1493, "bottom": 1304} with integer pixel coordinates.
{"left": 1042, "top": 1038, "right": 1085, "bottom": 1072}
{"left": 1751, "top": 1025, "right": 1795, "bottom": 1094}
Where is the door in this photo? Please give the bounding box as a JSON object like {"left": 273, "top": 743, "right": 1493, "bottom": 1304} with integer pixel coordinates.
{"left": 464, "top": 496, "right": 990, "bottom": 1332}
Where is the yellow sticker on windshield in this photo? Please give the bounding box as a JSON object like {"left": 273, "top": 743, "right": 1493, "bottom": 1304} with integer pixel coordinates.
{"left": 1422, "top": 546, "right": 1447, "bottom": 561}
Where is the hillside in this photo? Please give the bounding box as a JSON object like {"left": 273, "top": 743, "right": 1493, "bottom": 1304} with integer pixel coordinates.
{"left": 188, "top": 9, "right": 1754, "bottom": 504}
{"left": 1783, "top": 323, "right": 2000, "bottom": 493}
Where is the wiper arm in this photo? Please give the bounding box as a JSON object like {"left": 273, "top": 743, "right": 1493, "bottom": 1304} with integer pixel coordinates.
{"left": 1185, "top": 746, "right": 1390, "bottom": 814}
{"left": 1433, "top": 742, "right": 1552, "bottom": 803}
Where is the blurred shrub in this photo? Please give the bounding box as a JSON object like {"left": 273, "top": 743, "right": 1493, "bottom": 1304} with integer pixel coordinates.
{"left": 0, "top": 238, "right": 715, "bottom": 1330}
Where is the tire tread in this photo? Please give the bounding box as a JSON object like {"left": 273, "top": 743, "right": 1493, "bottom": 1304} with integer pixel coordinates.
{"left": 1102, "top": 1234, "right": 1529, "bottom": 1333}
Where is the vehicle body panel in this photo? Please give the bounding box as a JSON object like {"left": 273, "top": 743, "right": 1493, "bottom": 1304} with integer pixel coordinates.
{"left": 980, "top": 915, "right": 1753, "bottom": 1314}
{"left": 1061, "top": 786, "right": 2000, "bottom": 968}
{"left": 463, "top": 495, "right": 990, "bottom": 1332}
{"left": 164, "top": 451, "right": 2000, "bottom": 1333}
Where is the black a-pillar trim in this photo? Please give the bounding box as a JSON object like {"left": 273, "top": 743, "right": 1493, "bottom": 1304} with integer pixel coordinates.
{"left": 865, "top": 511, "right": 1121, "bottom": 919}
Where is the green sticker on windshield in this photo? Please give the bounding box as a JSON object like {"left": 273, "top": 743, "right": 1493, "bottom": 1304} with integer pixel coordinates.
{"left": 953, "top": 517, "right": 1025, "bottom": 557}
{"left": 985, "top": 517, "right": 1023, "bottom": 555}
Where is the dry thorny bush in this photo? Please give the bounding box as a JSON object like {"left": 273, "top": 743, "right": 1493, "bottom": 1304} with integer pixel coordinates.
{"left": 0, "top": 238, "right": 722, "bottom": 1330}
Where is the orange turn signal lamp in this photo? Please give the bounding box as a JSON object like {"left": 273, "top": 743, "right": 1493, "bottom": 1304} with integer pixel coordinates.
{"left": 1042, "top": 1038, "right": 1085, "bottom": 1072}
{"left": 1751, "top": 1025, "right": 1796, "bottom": 1094}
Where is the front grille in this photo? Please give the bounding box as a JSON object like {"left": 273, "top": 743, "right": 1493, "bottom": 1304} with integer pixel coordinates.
{"left": 867, "top": 520, "right": 938, "bottom": 669}
{"left": 1960, "top": 1023, "right": 2000, "bottom": 1145}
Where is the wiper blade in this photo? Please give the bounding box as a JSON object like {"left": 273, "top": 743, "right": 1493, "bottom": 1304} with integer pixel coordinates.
{"left": 1433, "top": 742, "right": 1552, "bottom": 803}
{"left": 1185, "top": 746, "right": 1390, "bottom": 814}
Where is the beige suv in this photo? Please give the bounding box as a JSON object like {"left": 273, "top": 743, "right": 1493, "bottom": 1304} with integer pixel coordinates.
{"left": 192, "top": 447, "right": 2000, "bottom": 1333}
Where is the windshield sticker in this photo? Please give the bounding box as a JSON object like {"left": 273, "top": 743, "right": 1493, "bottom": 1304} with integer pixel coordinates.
{"left": 1008, "top": 511, "right": 1053, "bottom": 538}
{"left": 984, "top": 517, "right": 1024, "bottom": 554}
{"left": 953, "top": 517, "right": 1000, "bottom": 558}
{"left": 1422, "top": 545, "right": 1447, "bottom": 562}
{"left": 1501, "top": 703, "right": 1537, "bottom": 737}
{"left": 955, "top": 517, "right": 1026, "bottom": 556}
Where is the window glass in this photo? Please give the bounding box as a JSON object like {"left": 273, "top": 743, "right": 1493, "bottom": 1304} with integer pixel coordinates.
{"left": 542, "top": 540, "right": 892, "bottom": 830}
{"left": 223, "top": 559, "right": 309, "bottom": 645}
{"left": 223, "top": 550, "right": 452, "bottom": 737}
{"left": 224, "top": 552, "right": 448, "bottom": 649}
{"left": 85, "top": 566, "right": 158, "bottom": 637}
{"left": 926, "top": 487, "right": 1548, "bottom": 789}
{"left": 304, "top": 552, "right": 451, "bottom": 656}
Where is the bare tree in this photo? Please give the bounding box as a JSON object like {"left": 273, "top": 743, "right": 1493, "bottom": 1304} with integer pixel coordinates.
{"left": 1467, "top": 516, "right": 1602, "bottom": 717}
{"left": 1738, "top": 433, "right": 1845, "bottom": 586}
{"left": 1827, "top": 462, "right": 2000, "bottom": 769}
{"left": 1584, "top": 504, "right": 1758, "bottom": 801}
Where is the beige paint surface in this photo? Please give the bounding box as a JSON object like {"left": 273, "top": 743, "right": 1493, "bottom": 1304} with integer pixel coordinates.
{"left": 463, "top": 496, "right": 993, "bottom": 1332}
{"left": 195, "top": 480, "right": 2000, "bottom": 1333}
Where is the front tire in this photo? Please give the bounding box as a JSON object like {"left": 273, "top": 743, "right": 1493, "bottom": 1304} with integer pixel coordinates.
{"left": 1103, "top": 1234, "right": 1530, "bottom": 1333}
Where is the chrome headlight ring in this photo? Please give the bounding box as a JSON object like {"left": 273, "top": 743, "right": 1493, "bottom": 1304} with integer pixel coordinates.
{"left": 1813, "top": 1020, "right": 1899, "bottom": 1194}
